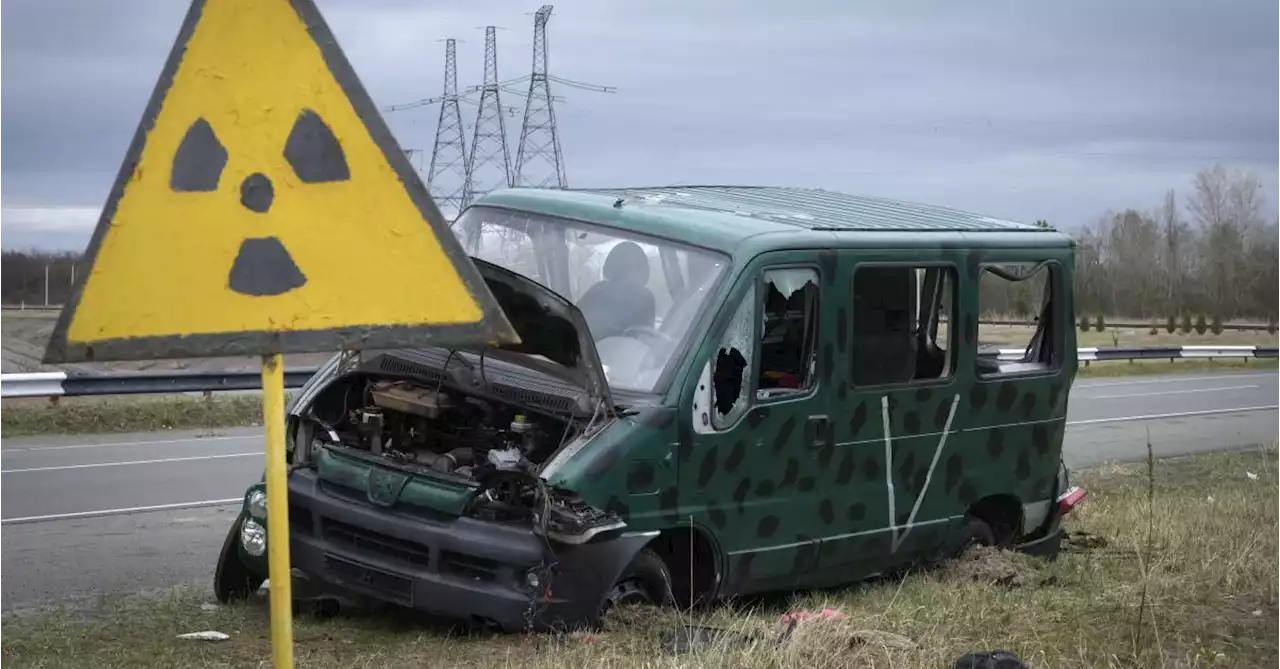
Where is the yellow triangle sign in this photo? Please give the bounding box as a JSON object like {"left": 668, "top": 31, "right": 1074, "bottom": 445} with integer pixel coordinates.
{"left": 44, "top": 0, "right": 517, "bottom": 363}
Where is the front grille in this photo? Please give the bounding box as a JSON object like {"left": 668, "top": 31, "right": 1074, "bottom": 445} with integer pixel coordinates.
{"left": 290, "top": 505, "right": 314, "bottom": 536}
{"left": 440, "top": 550, "right": 500, "bottom": 582}
{"left": 324, "top": 554, "right": 412, "bottom": 604}
{"left": 322, "top": 518, "right": 431, "bottom": 568}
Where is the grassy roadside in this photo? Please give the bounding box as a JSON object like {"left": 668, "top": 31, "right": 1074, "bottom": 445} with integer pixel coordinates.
{"left": 4, "top": 446, "right": 1276, "bottom": 668}
{"left": 0, "top": 395, "right": 276, "bottom": 438}
{"left": 1076, "top": 357, "right": 1278, "bottom": 378}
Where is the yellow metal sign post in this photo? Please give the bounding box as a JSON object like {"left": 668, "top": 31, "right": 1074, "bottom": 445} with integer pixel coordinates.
{"left": 43, "top": 1, "right": 518, "bottom": 666}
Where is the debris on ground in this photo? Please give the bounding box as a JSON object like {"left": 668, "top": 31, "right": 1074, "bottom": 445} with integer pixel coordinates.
{"left": 777, "top": 608, "right": 916, "bottom": 651}
{"left": 951, "top": 650, "right": 1027, "bottom": 669}
{"left": 945, "top": 545, "right": 1044, "bottom": 588}
{"left": 659, "top": 624, "right": 752, "bottom": 653}
{"left": 199, "top": 603, "right": 219, "bottom": 612}
{"left": 1066, "top": 531, "right": 1109, "bottom": 549}
{"left": 176, "top": 631, "right": 230, "bottom": 642}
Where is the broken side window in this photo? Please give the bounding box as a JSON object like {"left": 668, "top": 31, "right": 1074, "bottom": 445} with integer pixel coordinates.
{"left": 849, "top": 265, "right": 957, "bottom": 386}
{"left": 711, "top": 288, "right": 756, "bottom": 428}
{"left": 757, "top": 268, "right": 820, "bottom": 399}
{"left": 976, "top": 262, "right": 1062, "bottom": 376}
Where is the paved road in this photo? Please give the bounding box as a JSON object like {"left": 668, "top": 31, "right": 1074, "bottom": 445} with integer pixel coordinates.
{"left": 3, "top": 370, "right": 1276, "bottom": 612}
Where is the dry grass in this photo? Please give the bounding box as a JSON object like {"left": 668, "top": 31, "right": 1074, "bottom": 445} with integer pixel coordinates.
{"left": 1076, "top": 358, "right": 1277, "bottom": 378}
{"left": 3, "top": 445, "right": 1276, "bottom": 668}
{"left": 0, "top": 395, "right": 275, "bottom": 437}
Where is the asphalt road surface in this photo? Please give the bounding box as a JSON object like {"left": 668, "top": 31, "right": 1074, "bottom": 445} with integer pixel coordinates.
{"left": 3, "top": 370, "right": 1276, "bottom": 613}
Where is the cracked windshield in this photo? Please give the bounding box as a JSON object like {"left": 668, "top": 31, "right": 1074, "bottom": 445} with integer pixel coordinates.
{"left": 453, "top": 205, "right": 727, "bottom": 392}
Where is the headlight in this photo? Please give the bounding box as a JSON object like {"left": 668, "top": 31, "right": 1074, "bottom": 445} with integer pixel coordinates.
{"left": 247, "top": 489, "right": 267, "bottom": 520}
{"left": 240, "top": 518, "right": 267, "bottom": 557}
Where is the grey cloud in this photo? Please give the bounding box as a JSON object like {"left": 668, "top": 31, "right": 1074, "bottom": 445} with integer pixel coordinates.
{"left": 3, "top": 0, "right": 1276, "bottom": 252}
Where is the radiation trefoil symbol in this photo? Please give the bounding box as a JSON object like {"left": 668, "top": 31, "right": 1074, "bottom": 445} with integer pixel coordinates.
{"left": 43, "top": 0, "right": 516, "bottom": 366}
{"left": 171, "top": 110, "right": 350, "bottom": 296}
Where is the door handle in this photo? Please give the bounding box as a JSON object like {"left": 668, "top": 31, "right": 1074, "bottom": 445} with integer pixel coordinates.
{"left": 805, "top": 415, "right": 831, "bottom": 449}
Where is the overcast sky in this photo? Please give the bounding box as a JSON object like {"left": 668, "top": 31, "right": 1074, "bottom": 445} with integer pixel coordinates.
{"left": 3, "top": 0, "right": 1276, "bottom": 251}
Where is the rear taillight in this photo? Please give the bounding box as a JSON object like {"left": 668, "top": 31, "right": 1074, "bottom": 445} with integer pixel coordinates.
{"left": 1056, "top": 486, "right": 1087, "bottom": 516}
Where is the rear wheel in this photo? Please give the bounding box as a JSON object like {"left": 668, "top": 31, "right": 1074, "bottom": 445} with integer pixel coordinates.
{"left": 949, "top": 515, "right": 996, "bottom": 559}
{"left": 601, "top": 548, "right": 673, "bottom": 615}
{"left": 214, "top": 516, "right": 265, "bottom": 604}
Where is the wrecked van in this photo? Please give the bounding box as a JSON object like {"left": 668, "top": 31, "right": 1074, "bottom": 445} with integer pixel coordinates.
{"left": 213, "top": 185, "right": 1088, "bottom": 631}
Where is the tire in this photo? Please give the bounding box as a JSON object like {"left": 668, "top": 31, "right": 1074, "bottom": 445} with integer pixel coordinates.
{"left": 948, "top": 515, "right": 996, "bottom": 559}
{"left": 601, "top": 548, "right": 673, "bottom": 614}
{"left": 214, "top": 516, "right": 265, "bottom": 604}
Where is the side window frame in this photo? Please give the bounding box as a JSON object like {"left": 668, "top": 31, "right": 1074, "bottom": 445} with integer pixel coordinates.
{"left": 700, "top": 261, "right": 824, "bottom": 433}
{"left": 975, "top": 259, "right": 1066, "bottom": 379}
{"left": 753, "top": 264, "right": 823, "bottom": 404}
{"left": 847, "top": 260, "right": 960, "bottom": 391}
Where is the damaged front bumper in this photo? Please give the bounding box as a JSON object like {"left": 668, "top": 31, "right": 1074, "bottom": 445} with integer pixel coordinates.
{"left": 240, "top": 469, "right": 652, "bottom": 632}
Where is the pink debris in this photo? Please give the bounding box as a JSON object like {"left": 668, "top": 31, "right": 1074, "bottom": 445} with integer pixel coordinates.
{"left": 780, "top": 608, "right": 848, "bottom": 629}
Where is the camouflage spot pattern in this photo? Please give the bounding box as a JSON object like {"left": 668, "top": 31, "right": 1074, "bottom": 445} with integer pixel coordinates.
{"left": 544, "top": 242, "right": 1076, "bottom": 599}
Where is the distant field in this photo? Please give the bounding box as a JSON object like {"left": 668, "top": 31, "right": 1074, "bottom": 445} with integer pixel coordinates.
{"left": 980, "top": 322, "right": 1277, "bottom": 348}
{"left": 0, "top": 310, "right": 334, "bottom": 374}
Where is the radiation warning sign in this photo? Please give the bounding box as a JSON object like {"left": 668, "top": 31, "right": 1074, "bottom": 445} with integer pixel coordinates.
{"left": 44, "top": 0, "right": 517, "bottom": 364}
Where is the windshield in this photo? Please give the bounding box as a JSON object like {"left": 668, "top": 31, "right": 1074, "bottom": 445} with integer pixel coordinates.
{"left": 453, "top": 206, "right": 728, "bottom": 393}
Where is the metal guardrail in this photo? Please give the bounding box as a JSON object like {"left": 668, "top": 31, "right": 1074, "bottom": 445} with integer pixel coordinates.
{"left": 1, "top": 369, "right": 321, "bottom": 398}
{"left": 1, "top": 346, "right": 1275, "bottom": 399}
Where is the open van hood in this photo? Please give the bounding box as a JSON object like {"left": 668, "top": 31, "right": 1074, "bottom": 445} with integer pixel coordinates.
{"left": 469, "top": 259, "right": 614, "bottom": 413}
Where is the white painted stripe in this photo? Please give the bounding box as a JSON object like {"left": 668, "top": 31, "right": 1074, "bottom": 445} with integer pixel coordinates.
{"left": 1, "top": 498, "right": 242, "bottom": 525}
{"left": 2, "top": 434, "right": 258, "bottom": 453}
{"left": 894, "top": 394, "right": 960, "bottom": 551}
{"left": 726, "top": 517, "right": 957, "bottom": 555}
{"left": 880, "top": 396, "right": 896, "bottom": 537}
{"left": 1, "top": 452, "right": 260, "bottom": 474}
{"left": 1080, "top": 384, "right": 1259, "bottom": 401}
{"left": 1067, "top": 405, "right": 1279, "bottom": 426}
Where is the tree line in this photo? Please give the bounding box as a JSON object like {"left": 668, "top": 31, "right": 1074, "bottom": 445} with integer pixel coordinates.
{"left": 4, "top": 163, "right": 1276, "bottom": 325}
{"left": 1070, "top": 164, "right": 1278, "bottom": 324}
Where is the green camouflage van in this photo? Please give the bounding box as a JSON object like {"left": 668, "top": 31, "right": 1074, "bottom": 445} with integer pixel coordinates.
{"left": 214, "top": 185, "right": 1088, "bottom": 631}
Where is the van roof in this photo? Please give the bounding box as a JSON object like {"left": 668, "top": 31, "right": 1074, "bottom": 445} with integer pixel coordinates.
{"left": 473, "top": 185, "right": 1073, "bottom": 254}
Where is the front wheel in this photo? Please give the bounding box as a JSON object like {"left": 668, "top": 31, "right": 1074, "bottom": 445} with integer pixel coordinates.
{"left": 600, "top": 548, "right": 673, "bottom": 616}
{"left": 214, "top": 516, "right": 265, "bottom": 604}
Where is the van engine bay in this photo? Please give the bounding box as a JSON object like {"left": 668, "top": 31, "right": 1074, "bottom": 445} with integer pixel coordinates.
{"left": 292, "top": 374, "right": 624, "bottom": 543}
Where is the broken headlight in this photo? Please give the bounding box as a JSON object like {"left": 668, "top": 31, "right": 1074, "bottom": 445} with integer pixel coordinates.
{"left": 246, "top": 488, "right": 267, "bottom": 521}
{"left": 241, "top": 518, "right": 267, "bottom": 557}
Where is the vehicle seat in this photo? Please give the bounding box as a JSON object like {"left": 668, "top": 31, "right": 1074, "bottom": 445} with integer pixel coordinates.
{"left": 850, "top": 267, "right": 918, "bottom": 386}
{"left": 577, "top": 241, "right": 657, "bottom": 340}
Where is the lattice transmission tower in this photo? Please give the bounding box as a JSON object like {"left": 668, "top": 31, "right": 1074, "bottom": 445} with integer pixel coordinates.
{"left": 462, "top": 27, "right": 514, "bottom": 206}
{"left": 510, "top": 5, "right": 616, "bottom": 188}
{"left": 383, "top": 39, "right": 469, "bottom": 219}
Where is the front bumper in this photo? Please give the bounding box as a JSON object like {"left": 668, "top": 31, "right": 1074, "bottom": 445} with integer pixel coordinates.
{"left": 245, "top": 469, "right": 650, "bottom": 632}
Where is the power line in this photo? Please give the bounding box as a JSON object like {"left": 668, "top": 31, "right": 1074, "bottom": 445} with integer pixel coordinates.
{"left": 426, "top": 38, "right": 469, "bottom": 218}
{"left": 512, "top": 5, "right": 616, "bottom": 189}
{"left": 463, "top": 26, "right": 514, "bottom": 208}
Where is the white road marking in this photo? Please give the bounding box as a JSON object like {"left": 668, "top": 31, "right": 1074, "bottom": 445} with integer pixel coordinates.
{"left": 1073, "top": 372, "right": 1277, "bottom": 389}
{"left": 1079, "top": 384, "right": 1260, "bottom": 400}
{"left": 1067, "top": 405, "right": 1279, "bottom": 426}
{"left": 1, "top": 452, "right": 260, "bottom": 474}
{"left": 1, "top": 498, "right": 242, "bottom": 525}
{"left": 1, "top": 434, "right": 257, "bottom": 453}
